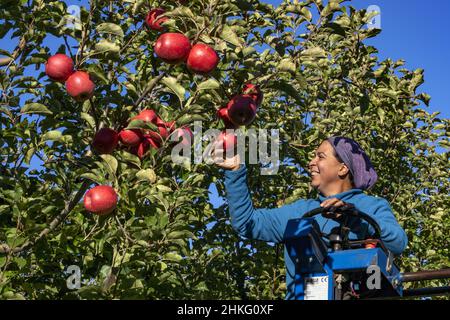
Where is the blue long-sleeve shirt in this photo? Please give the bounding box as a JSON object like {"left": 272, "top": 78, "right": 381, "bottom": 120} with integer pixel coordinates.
{"left": 224, "top": 165, "right": 408, "bottom": 300}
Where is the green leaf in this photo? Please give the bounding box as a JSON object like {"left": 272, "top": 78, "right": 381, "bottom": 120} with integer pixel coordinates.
{"left": 136, "top": 169, "right": 157, "bottom": 183}
{"left": 116, "top": 150, "right": 141, "bottom": 167}
{"left": 301, "top": 47, "right": 327, "bottom": 58}
{"left": 94, "top": 40, "right": 120, "bottom": 54}
{"left": 167, "top": 230, "right": 195, "bottom": 240}
{"left": 377, "top": 107, "right": 386, "bottom": 124}
{"left": 80, "top": 112, "right": 96, "bottom": 129}
{"left": 163, "top": 252, "right": 183, "bottom": 262}
{"left": 161, "top": 77, "right": 186, "bottom": 102}
{"left": 197, "top": 79, "right": 220, "bottom": 91}
{"left": 277, "top": 58, "right": 296, "bottom": 74}
{"left": 176, "top": 114, "right": 206, "bottom": 126}
{"left": 220, "top": 24, "right": 243, "bottom": 48}
{"left": 156, "top": 185, "right": 172, "bottom": 193}
{"left": 41, "top": 130, "right": 63, "bottom": 142}
{"left": 86, "top": 64, "right": 109, "bottom": 84}
{"left": 301, "top": 7, "right": 312, "bottom": 21}
{"left": 80, "top": 172, "right": 102, "bottom": 184}
{"left": 20, "top": 103, "right": 53, "bottom": 115}
{"left": 96, "top": 23, "right": 124, "bottom": 38}
{"left": 126, "top": 119, "right": 157, "bottom": 131}
{"left": 24, "top": 147, "right": 35, "bottom": 165}
{"left": 100, "top": 154, "right": 118, "bottom": 175}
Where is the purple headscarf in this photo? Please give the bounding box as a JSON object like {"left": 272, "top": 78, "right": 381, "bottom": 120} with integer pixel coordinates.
{"left": 327, "top": 137, "right": 378, "bottom": 190}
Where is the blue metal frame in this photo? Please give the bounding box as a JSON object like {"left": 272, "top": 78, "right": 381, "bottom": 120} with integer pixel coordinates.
{"left": 285, "top": 218, "right": 403, "bottom": 300}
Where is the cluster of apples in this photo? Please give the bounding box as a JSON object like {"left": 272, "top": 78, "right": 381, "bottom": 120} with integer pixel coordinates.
{"left": 147, "top": 8, "right": 220, "bottom": 74}
{"left": 84, "top": 109, "right": 192, "bottom": 215}
{"left": 91, "top": 109, "right": 193, "bottom": 159}
{"left": 45, "top": 53, "right": 95, "bottom": 102}
{"left": 215, "top": 84, "right": 264, "bottom": 153}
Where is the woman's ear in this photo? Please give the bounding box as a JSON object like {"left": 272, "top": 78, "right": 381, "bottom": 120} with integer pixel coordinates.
{"left": 338, "top": 163, "right": 350, "bottom": 178}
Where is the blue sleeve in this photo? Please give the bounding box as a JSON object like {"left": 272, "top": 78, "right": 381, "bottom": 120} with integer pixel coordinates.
{"left": 371, "top": 198, "right": 408, "bottom": 255}
{"left": 350, "top": 197, "right": 408, "bottom": 255}
{"left": 223, "top": 165, "right": 306, "bottom": 243}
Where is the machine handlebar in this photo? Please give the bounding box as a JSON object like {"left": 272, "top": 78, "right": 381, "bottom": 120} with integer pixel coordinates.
{"left": 302, "top": 204, "right": 382, "bottom": 240}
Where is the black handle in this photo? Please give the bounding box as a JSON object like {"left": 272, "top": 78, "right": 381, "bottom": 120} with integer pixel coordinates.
{"left": 303, "top": 204, "right": 382, "bottom": 239}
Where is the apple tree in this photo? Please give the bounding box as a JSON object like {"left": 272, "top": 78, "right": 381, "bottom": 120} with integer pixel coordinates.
{"left": 1, "top": 0, "right": 448, "bottom": 299}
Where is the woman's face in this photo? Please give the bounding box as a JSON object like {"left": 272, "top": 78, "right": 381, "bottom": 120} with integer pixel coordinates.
{"left": 308, "top": 140, "right": 348, "bottom": 194}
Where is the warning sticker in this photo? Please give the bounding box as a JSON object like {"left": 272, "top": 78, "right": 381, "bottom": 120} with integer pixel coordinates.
{"left": 304, "top": 276, "right": 329, "bottom": 300}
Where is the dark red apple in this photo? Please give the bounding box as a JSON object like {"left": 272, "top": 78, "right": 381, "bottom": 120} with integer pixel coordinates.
{"left": 119, "top": 129, "right": 143, "bottom": 147}
{"left": 92, "top": 128, "right": 119, "bottom": 154}
{"left": 216, "top": 131, "right": 237, "bottom": 155}
{"left": 242, "top": 83, "right": 263, "bottom": 107}
{"left": 186, "top": 43, "right": 219, "bottom": 74}
{"left": 227, "top": 94, "right": 257, "bottom": 126}
{"left": 84, "top": 185, "right": 118, "bottom": 215}
{"left": 45, "top": 53, "right": 74, "bottom": 82}
{"left": 66, "top": 71, "right": 95, "bottom": 102}
{"left": 154, "top": 33, "right": 191, "bottom": 64}
{"left": 145, "top": 8, "right": 169, "bottom": 31}
{"left": 217, "top": 107, "right": 238, "bottom": 129}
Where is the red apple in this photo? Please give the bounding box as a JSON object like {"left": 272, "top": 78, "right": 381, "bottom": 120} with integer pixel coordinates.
{"left": 216, "top": 131, "right": 237, "bottom": 154}
{"left": 45, "top": 53, "right": 74, "bottom": 82}
{"left": 84, "top": 185, "right": 118, "bottom": 215}
{"left": 154, "top": 33, "right": 191, "bottom": 64}
{"left": 145, "top": 8, "right": 169, "bottom": 31}
{"left": 227, "top": 94, "right": 257, "bottom": 126}
{"left": 217, "top": 107, "right": 238, "bottom": 129}
{"left": 133, "top": 135, "right": 160, "bottom": 159}
{"left": 242, "top": 83, "right": 263, "bottom": 107}
{"left": 186, "top": 43, "right": 219, "bottom": 74}
{"left": 119, "top": 129, "right": 143, "bottom": 147}
{"left": 92, "top": 128, "right": 119, "bottom": 154}
{"left": 131, "top": 109, "right": 158, "bottom": 124}
{"left": 65, "top": 71, "right": 95, "bottom": 102}
{"left": 165, "top": 120, "right": 176, "bottom": 133}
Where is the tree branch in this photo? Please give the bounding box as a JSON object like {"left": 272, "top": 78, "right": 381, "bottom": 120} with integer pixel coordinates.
{"left": 133, "top": 72, "right": 167, "bottom": 108}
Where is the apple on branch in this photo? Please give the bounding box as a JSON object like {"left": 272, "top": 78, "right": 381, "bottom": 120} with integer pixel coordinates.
{"left": 145, "top": 8, "right": 169, "bottom": 31}
{"left": 65, "top": 71, "right": 95, "bottom": 102}
{"left": 84, "top": 185, "right": 118, "bottom": 216}
{"left": 217, "top": 107, "right": 238, "bottom": 129}
{"left": 92, "top": 128, "right": 119, "bottom": 154}
{"left": 226, "top": 94, "right": 257, "bottom": 126}
{"left": 45, "top": 53, "right": 74, "bottom": 82}
{"left": 119, "top": 129, "right": 143, "bottom": 147}
{"left": 154, "top": 33, "right": 192, "bottom": 64}
{"left": 187, "top": 43, "right": 220, "bottom": 75}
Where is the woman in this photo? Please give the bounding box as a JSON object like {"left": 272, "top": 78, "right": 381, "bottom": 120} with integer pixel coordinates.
{"left": 213, "top": 136, "right": 408, "bottom": 300}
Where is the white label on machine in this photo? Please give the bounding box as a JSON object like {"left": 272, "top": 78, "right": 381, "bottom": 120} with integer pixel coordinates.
{"left": 304, "top": 276, "right": 329, "bottom": 300}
